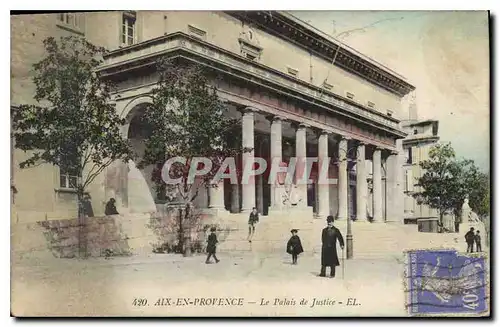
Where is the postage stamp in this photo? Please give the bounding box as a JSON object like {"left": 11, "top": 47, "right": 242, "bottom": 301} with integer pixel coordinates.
{"left": 405, "top": 249, "right": 488, "bottom": 316}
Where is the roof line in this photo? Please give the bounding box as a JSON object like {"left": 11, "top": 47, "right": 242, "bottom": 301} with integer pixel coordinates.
{"left": 278, "top": 11, "right": 410, "bottom": 82}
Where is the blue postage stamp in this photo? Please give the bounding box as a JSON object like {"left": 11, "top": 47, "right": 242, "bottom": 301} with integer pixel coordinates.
{"left": 406, "top": 249, "right": 488, "bottom": 316}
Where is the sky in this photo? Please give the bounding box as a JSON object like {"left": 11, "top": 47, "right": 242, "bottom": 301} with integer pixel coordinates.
{"left": 292, "top": 11, "right": 490, "bottom": 171}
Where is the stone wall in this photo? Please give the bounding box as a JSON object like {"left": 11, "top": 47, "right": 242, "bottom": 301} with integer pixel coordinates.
{"left": 38, "top": 216, "right": 131, "bottom": 258}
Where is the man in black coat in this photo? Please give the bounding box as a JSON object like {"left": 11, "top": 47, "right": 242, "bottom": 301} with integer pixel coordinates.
{"left": 464, "top": 227, "right": 475, "bottom": 253}
{"left": 206, "top": 226, "right": 220, "bottom": 264}
{"left": 320, "top": 215, "right": 344, "bottom": 278}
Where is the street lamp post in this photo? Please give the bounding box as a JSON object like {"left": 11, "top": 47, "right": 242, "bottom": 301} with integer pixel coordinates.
{"left": 381, "top": 162, "right": 387, "bottom": 222}
{"left": 334, "top": 145, "right": 360, "bottom": 260}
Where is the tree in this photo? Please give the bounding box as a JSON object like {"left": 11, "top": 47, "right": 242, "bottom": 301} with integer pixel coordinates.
{"left": 413, "top": 142, "right": 490, "bottom": 228}
{"left": 139, "top": 59, "right": 245, "bottom": 256}
{"left": 12, "top": 36, "right": 134, "bottom": 257}
{"left": 469, "top": 171, "right": 490, "bottom": 219}
{"left": 412, "top": 143, "right": 461, "bottom": 225}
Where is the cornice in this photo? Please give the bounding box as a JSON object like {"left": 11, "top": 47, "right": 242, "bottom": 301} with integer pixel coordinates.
{"left": 403, "top": 135, "right": 440, "bottom": 146}
{"left": 100, "top": 32, "right": 406, "bottom": 138}
{"left": 224, "top": 11, "right": 415, "bottom": 97}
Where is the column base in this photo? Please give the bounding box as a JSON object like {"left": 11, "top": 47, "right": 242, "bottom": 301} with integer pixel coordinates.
{"left": 207, "top": 207, "right": 229, "bottom": 216}
{"left": 354, "top": 219, "right": 371, "bottom": 223}
{"left": 314, "top": 213, "right": 329, "bottom": 220}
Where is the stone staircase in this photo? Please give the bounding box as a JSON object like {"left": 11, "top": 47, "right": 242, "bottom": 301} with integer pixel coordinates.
{"left": 12, "top": 209, "right": 477, "bottom": 262}
{"left": 11, "top": 213, "right": 157, "bottom": 260}
{"left": 215, "top": 210, "right": 469, "bottom": 259}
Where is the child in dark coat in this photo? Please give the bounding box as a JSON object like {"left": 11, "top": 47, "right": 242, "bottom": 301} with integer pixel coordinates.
{"left": 205, "top": 227, "right": 220, "bottom": 264}
{"left": 286, "top": 229, "right": 304, "bottom": 264}
{"left": 475, "top": 231, "right": 482, "bottom": 252}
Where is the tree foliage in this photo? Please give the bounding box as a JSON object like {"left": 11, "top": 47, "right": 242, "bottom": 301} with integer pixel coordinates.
{"left": 12, "top": 36, "right": 133, "bottom": 197}
{"left": 412, "top": 142, "right": 490, "bottom": 223}
{"left": 139, "top": 59, "right": 245, "bottom": 202}
{"left": 469, "top": 171, "right": 490, "bottom": 218}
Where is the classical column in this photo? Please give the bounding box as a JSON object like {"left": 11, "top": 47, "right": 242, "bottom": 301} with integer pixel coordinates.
{"left": 241, "top": 108, "right": 256, "bottom": 212}
{"left": 294, "top": 123, "right": 308, "bottom": 208}
{"left": 395, "top": 139, "right": 405, "bottom": 222}
{"left": 337, "top": 136, "right": 349, "bottom": 220}
{"left": 230, "top": 183, "right": 240, "bottom": 213}
{"left": 356, "top": 142, "right": 367, "bottom": 221}
{"left": 269, "top": 116, "right": 284, "bottom": 210}
{"left": 255, "top": 136, "right": 264, "bottom": 214}
{"left": 209, "top": 181, "right": 225, "bottom": 211}
{"left": 372, "top": 147, "right": 383, "bottom": 222}
{"left": 385, "top": 150, "right": 398, "bottom": 221}
{"left": 316, "top": 130, "right": 330, "bottom": 219}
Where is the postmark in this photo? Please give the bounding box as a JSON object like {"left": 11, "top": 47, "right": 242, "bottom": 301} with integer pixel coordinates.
{"left": 405, "top": 249, "right": 488, "bottom": 316}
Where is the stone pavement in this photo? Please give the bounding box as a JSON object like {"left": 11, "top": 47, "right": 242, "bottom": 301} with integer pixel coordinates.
{"left": 11, "top": 251, "right": 408, "bottom": 317}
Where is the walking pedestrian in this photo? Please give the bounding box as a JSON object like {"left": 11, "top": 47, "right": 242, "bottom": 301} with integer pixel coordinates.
{"left": 286, "top": 229, "right": 304, "bottom": 265}
{"left": 247, "top": 207, "right": 259, "bottom": 243}
{"left": 319, "top": 216, "right": 344, "bottom": 278}
{"left": 464, "top": 227, "right": 475, "bottom": 253}
{"left": 205, "top": 226, "right": 220, "bottom": 264}
{"left": 475, "top": 230, "right": 482, "bottom": 252}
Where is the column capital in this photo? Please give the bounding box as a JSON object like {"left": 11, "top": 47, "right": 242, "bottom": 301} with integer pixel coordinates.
{"left": 356, "top": 140, "right": 366, "bottom": 146}
{"left": 266, "top": 114, "right": 287, "bottom": 123}
{"left": 334, "top": 134, "right": 351, "bottom": 142}
{"left": 313, "top": 128, "right": 332, "bottom": 137}
{"left": 240, "top": 107, "right": 259, "bottom": 115}
{"left": 373, "top": 146, "right": 384, "bottom": 152}
{"left": 291, "top": 121, "right": 310, "bottom": 130}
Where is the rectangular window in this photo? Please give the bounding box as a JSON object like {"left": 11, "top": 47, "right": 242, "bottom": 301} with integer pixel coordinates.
{"left": 59, "top": 160, "right": 79, "bottom": 189}
{"left": 322, "top": 81, "right": 333, "bottom": 90}
{"left": 346, "top": 92, "right": 354, "bottom": 100}
{"left": 413, "top": 129, "right": 418, "bottom": 135}
{"left": 287, "top": 66, "right": 299, "bottom": 77}
{"left": 122, "top": 11, "right": 137, "bottom": 46}
{"left": 188, "top": 24, "right": 207, "bottom": 39}
{"left": 405, "top": 169, "right": 414, "bottom": 192}
{"left": 57, "top": 13, "right": 83, "bottom": 33}
{"left": 367, "top": 101, "right": 375, "bottom": 108}
{"left": 405, "top": 147, "right": 413, "bottom": 164}
{"left": 245, "top": 53, "right": 256, "bottom": 61}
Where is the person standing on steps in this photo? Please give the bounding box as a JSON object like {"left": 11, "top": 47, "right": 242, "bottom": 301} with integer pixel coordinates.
{"left": 286, "top": 229, "right": 304, "bottom": 265}
{"left": 104, "top": 198, "right": 119, "bottom": 216}
{"left": 319, "top": 215, "right": 344, "bottom": 278}
{"left": 247, "top": 207, "right": 259, "bottom": 243}
{"left": 475, "top": 230, "right": 482, "bottom": 252}
{"left": 205, "top": 226, "right": 220, "bottom": 264}
{"left": 465, "top": 227, "right": 475, "bottom": 253}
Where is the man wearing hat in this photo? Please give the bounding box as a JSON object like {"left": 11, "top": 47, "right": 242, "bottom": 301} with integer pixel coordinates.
{"left": 320, "top": 215, "right": 344, "bottom": 278}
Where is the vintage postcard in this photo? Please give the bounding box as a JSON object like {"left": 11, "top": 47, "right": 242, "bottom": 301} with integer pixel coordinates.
{"left": 10, "top": 10, "right": 490, "bottom": 317}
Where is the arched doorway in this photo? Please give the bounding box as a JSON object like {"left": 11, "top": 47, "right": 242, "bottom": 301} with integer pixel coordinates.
{"left": 122, "top": 101, "right": 158, "bottom": 213}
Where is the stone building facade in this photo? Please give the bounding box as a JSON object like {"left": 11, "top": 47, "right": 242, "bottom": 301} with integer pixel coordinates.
{"left": 11, "top": 11, "right": 416, "bottom": 224}
{"left": 401, "top": 118, "right": 441, "bottom": 223}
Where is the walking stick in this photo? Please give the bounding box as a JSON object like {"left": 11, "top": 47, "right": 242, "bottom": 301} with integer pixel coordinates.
{"left": 341, "top": 247, "right": 345, "bottom": 279}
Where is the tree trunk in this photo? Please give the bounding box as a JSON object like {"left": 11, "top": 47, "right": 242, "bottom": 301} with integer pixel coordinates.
{"left": 77, "top": 188, "right": 87, "bottom": 258}
{"left": 183, "top": 202, "right": 192, "bottom": 257}
{"left": 177, "top": 207, "right": 184, "bottom": 253}
{"left": 439, "top": 211, "right": 444, "bottom": 233}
